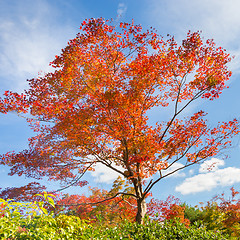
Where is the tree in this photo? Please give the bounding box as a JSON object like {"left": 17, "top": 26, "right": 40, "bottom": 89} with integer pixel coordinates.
{"left": 147, "top": 195, "right": 190, "bottom": 226}
{"left": 0, "top": 18, "right": 239, "bottom": 224}
{"left": 182, "top": 203, "right": 204, "bottom": 225}
{"left": 202, "top": 187, "right": 240, "bottom": 237}
{"left": 55, "top": 177, "right": 137, "bottom": 225}
{"left": 0, "top": 182, "right": 47, "bottom": 203}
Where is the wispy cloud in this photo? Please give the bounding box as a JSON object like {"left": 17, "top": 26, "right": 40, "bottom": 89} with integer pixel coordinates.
{"left": 0, "top": 0, "right": 76, "bottom": 92}
{"left": 116, "top": 3, "right": 127, "bottom": 21}
{"left": 147, "top": 0, "right": 240, "bottom": 72}
{"left": 175, "top": 158, "right": 240, "bottom": 195}
{"left": 91, "top": 163, "right": 124, "bottom": 184}
{"left": 162, "top": 162, "right": 186, "bottom": 178}
{"left": 199, "top": 158, "right": 225, "bottom": 173}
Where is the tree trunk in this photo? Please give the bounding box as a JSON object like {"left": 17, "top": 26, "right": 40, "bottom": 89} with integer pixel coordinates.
{"left": 136, "top": 198, "right": 147, "bottom": 224}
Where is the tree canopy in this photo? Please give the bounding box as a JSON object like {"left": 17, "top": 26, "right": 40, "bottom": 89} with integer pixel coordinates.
{"left": 0, "top": 18, "right": 239, "bottom": 223}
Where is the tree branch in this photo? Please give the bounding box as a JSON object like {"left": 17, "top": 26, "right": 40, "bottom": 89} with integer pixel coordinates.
{"left": 55, "top": 191, "right": 137, "bottom": 207}
{"left": 52, "top": 163, "right": 94, "bottom": 193}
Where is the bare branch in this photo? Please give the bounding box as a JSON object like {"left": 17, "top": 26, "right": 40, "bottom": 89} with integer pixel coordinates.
{"left": 52, "top": 163, "right": 94, "bottom": 193}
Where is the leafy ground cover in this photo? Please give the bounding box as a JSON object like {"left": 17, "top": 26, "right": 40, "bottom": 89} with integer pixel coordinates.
{"left": 0, "top": 212, "right": 229, "bottom": 239}
{"left": 0, "top": 194, "right": 232, "bottom": 240}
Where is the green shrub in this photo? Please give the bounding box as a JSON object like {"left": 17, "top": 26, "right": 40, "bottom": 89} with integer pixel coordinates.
{"left": 182, "top": 203, "right": 204, "bottom": 224}
{"left": 96, "top": 218, "right": 229, "bottom": 240}
{"left": 0, "top": 197, "right": 230, "bottom": 239}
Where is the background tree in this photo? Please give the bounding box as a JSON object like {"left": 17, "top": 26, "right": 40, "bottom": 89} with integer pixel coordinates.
{"left": 55, "top": 176, "right": 137, "bottom": 226}
{"left": 0, "top": 182, "right": 47, "bottom": 203}
{"left": 0, "top": 18, "right": 239, "bottom": 224}
{"left": 200, "top": 188, "right": 240, "bottom": 237}
{"left": 147, "top": 195, "right": 190, "bottom": 227}
{"left": 182, "top": 203, "right": 204, "bottom": 225}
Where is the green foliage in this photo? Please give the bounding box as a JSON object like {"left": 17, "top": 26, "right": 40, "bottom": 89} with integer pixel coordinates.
{"left": 182, "top": 199, "right": 240, "bottom": 239}
{"left": 200, "top": 202, "right": 227, "bottom": 232}
{"left": 0, "top": 198, "right": 229, "bottom": 240}
{"left": 182, "top": 203, "right": 205, "bottom": 224}
{"left": 1, "top": 215, "right": 228, "bottom": 239}
{"left": 1, "top": 212, "right": 92, "bottom": 239}
{"left": 35, "top": 192, "right": 56, "bottom": 209}
{"left": 0, "top": 196, "right": 93, "bottom": 239}
{"left": 0, "top": 195, "right": 233, "bottom": 239}
{"left": 96, "top": 218, "right": 229, "bottom": 240}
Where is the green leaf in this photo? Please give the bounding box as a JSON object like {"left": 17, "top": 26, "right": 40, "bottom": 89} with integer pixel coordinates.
{"left": 47, "top": 197, "right": 55, "bottom": 208}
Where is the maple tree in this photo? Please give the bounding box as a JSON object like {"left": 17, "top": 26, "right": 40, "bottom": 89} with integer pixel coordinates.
{"left": 54, "top": 177, "right": 137, "bottom": 225}
{"left": 0, "top": 182, "right": 47, "bottom": 203}
{"left": 147, "top": 195, "right": 190, "bottom": 227}
{"left": 0, "top": 18, "right": 239, "bottom": 224}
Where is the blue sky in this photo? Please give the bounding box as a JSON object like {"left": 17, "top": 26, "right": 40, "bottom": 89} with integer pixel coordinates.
{"left": 1, "top": 0, "right": 240, "bottom": 206}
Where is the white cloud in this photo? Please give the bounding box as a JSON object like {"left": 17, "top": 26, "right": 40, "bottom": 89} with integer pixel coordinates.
{"left": 162, "top": 162, "right": 186, "bottom": 178}
{"left": 0, "top": 0, "right": 76, "bottom": 92}
{"left": 147, "top": 0, "right": 240, "bottom": 72}
{"left": 199, "top": 158, "right": 225, "bottom": 173}
{"left": 116, "top": 3, "right": 127, "bottom": 21}
{"left": 148, "top": 0, "right": 240, "bottom": 42}
{"left": 188, "top": 169, "right": 195, "bottom": 175}
{"left": 175, "top": 158, "right": 240, "bottom": 195}
{"left": 91, "top": 163, "right": 124, "bottom": 184}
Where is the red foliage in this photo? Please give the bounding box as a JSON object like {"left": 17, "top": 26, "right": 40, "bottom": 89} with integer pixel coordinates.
{"left": 0, "top": 202, "right": 7, "bottom": 218}
{"left": 0, "top": 182, "right": 47, "bottom": 202}
{"left": 55, "top": 178, "right": 137, "bottom": 225}
{"left": 147, "top": 195, "right": 189, "bottom": 226}
{"left": 0, "top": 18, "right": 239, "bottom": 223}
{"left": 212, "top": 187, "right": 240, "bottom": 236}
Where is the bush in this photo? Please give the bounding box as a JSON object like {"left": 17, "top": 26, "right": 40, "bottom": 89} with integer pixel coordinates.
{"left": 0, "top": 197, "right": 230, "bottom": 239}
{"left": 97, "top": 218, "right": 229, "bottom": 240}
